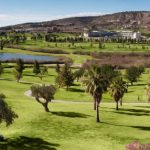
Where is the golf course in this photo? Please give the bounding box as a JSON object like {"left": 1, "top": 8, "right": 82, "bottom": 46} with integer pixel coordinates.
{"left": 0, "top": 37, "right": 150, "bottom": 150}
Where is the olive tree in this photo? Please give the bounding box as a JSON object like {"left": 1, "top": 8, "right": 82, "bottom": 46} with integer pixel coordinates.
{"left": 31, "top": 84, "right": 56, "bottom": 112}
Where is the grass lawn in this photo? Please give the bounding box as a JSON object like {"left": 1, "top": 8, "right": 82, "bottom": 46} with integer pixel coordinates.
{"left": 0, "top": 40, "right": 150, "bottom": 149}
{"left": 0, "top": 72, "right": 150, "bottom": 149}
{"left": 0, "top": 67, "right": 150, "bottom": 103}
{"left": 4, "top": 39, "right": 150, "bottom": 65}
{"left": 3, "top": 39, "right": 150, "bottom": 65}
{"left": 19, "top": 40, "right": 150, "bottom": 53}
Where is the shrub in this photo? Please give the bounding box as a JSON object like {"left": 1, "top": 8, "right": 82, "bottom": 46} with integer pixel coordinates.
{"left": 33, "top": 60, "right": 41, "bottom": 75}
{"left": 56, "top": 63, "right": 74, "bottom": 90}
{"left": 125, "top": 66, "right": 141, "bottom": 85}
{"left": 73, "top": 51, "right": 91, "bottom": 56}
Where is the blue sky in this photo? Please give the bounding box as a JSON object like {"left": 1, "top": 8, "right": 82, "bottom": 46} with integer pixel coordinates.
{"left": 0, "top": 0, "right": 149, "bottom": 27}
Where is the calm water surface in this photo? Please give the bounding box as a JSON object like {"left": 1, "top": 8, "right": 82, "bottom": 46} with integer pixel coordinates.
{"left": 0, "top": 53, "right": 58, "bottom": 61}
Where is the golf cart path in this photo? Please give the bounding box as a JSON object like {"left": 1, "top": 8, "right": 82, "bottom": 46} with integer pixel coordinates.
{"left": 24, "top": 90, "right": 149, "bottom": 105}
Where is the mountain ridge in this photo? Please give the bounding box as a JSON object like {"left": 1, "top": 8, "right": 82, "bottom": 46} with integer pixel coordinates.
{"left": 0, "top": 11, "right": 150, "bottom": 33}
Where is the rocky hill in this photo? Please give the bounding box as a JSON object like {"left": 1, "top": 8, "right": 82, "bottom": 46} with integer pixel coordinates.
{"left": 0, "top": 11, "right": 150, "bottom": 33}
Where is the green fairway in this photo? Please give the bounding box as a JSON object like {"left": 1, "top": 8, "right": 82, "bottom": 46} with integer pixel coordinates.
{"left": 0, "top": 67, "right": 150, "bottom": 150}
{"left": 0, "top": 37, "right": 150, "bottom": 150}
{"left": 19, "top": 40, "right": 150, "bottom": 53}
{"left": 4, "top": 39, "right": 150, "bottom": 65}
{"left": 0, "top": 67, "right": 150, "bottom": 102}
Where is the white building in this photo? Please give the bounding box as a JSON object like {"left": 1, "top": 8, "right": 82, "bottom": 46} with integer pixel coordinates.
{"left": 117, "top": 31, "right": 141, "bottom": 40}
{"left": 83, "top": 31, "right": 101, "bottom": 38}
{"left": 83, "top": 30, "right": 141, "bottom": 40}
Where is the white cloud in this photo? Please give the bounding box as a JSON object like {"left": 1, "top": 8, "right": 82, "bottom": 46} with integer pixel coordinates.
{"left": 0, "top": 14, "right": 10, "bottom": 20}
{"left": 63, "top": 12, "right": 106, "bottom": 17}
{"left": 0, "top": 12, "right": 107, "bottom": 27}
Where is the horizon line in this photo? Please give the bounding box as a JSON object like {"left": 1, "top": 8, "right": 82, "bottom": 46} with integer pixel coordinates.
{"left": 0, "top": 10, "right": 149, "bottom": 28}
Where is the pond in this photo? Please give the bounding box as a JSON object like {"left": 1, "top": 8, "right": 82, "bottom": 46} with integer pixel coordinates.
{"left": 0, "top": 53, "right": 59, "bottom": 63}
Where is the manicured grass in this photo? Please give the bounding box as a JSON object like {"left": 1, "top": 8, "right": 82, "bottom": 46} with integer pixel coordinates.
{"left": 3, "top": 39, "right": 150, "bottom": 65}
{"left": 0, "top": 67, "right": 149, "bottom": 103}
{"left": 0, "top": 40, "right": 150, "bottom": 149}
{"left": 20, "top": 40, "right": 150, "bottom": 53}
{"left": 0, "top": 75, "right": 150, "bottom": 150}
{"left": 5, "top": 39, "right": 150, "bottom": 64}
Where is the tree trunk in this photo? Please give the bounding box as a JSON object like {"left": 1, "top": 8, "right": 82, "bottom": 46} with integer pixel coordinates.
{"left": 1, "top": 46, "right": 3, "bottom": 50}
{"left": 42, "top": 102, "right": 50, "bottom": 112}
{"left": 66, "top": 86, "right": 69, "bottom": 91}
{"left": 94, "top": 98, "right": 96, "bottom": 110}
{"left": 39, "top": 75, "right": 43, "bottom": 80}
{"left": 96, "top": 103, "right": 100, "bottom": 123}
{"left": 36, "top": 98, "right": 50, "bottom": 112}
{"left": 120, "top": 98, "right": 122, "bottom": 106}
{"left": 116, "top": 101, "right": 119, "bottom": 110}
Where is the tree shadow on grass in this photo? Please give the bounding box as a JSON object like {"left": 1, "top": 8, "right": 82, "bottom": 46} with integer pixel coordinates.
{"left": 118, "top": 108, "right": 150, "bottom": 114}
{"left": 114, "top": 108, "right": 150, "bottom": 116}
{"left": 47, "top": 74, "right": 55, "bottom": 77}
{"left": 0, "top": 136, "right": 59, "bottom": 150}
{"left": 51, "top": 111, "right": 90, "bottom": 118}
{"left": 0, "top": 78, "right": 13, "bottom": 81}
{"left": 130, "top": 126, "right": 150, "bottom": 131}
{"left": 131, "top": 83, "right": 147, "bottom": 86}
{"left": 23, "top": 74, "right": 35, "bottom": 77}
{"left": 102, "top": 122, "right": 150, "bottom": 131}
{"left": 68, "top": 88, "right": 84, "bottom": 93}
{"left": 101, "top": 107, "right": 150, "bottom": 116}
{"left": 73, "top": 83, "right": 80, "bottom": 86}
{"left": 20, "top": 81, "right": 33, "bottom": 85}
{"left": 113, "top": 111, "right": 150, "bottom": 116}
{"left": 134, "top": 106, "right": 150, "bottom": 109}
{"left": 127, "top": 90, "right": 134, "bottom": 93}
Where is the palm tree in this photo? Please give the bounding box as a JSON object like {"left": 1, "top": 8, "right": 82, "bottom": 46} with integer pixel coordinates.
{"left": 74, "top": 68, "right": 85, "bottom": 82}
{"left": 0, "top": 93, "right": 18, "bottom": 126}
{"left": 108, "top": 78, "right": 127, "bottom": 110}
{"left": 13, "top": 59, "right": 24, "bottom": 83}
{"left": 82, "top": 66, "right": 108, "bottom": 122}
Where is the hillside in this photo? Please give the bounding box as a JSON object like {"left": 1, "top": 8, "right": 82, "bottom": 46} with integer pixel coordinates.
{"left": 0, "top": 11, "right": 150, "bottom": 33}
